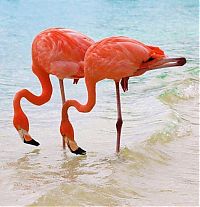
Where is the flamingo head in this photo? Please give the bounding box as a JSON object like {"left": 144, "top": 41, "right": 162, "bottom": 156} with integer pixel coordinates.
{"left": 139, "top": 45, "right": 186, "bottom": 72}
{"left": 127, "top": 43, "right": 186, "bottom": 77}
{"left": 13, "top": 112, "right": 40, "bottom": 146}
{"left": 17, "top": 129, "right": 40, "bottom": 146}
{"left": 60, "top": 119, "right": 86, "bottom": 155}
{"left": 140, "top": 56, "right": 186, "bottom": 71}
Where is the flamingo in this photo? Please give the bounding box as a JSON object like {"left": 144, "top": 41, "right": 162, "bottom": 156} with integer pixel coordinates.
{"left": 13, "top": 28, "right": 94, "bottom": 155}
{"left": 60, "top": 36, "right": 186, "bottom": 155}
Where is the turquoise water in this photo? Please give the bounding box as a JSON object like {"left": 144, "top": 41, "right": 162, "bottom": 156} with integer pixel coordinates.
{"left": 0, "top": 0, "right": 199, "bottom": 206}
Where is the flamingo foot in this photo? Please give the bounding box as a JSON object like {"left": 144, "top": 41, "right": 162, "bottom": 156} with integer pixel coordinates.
{"left": 120, "top": 77, "right": 129, "bottom": 92}
{"left": 73, "top": 79, "right": 79, "bottom": 84}
{"left": 64, "top": 137, "right": 86, "bottom": 155}
{"left": 18, "top": 129, "right": 40, "bottom": 146}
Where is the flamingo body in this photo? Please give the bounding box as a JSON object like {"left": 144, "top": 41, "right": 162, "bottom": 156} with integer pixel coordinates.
{"left": 13, "top": 28, "right": 94, "bottom": 152}
{"left": 84, "top": 36, "right": 165, "bottom": 82}
{"left": 61, "top": 36, "right": 186, "bottom": 154}
{"left": 32, "top": 28, "right": 94, "bottom": 79}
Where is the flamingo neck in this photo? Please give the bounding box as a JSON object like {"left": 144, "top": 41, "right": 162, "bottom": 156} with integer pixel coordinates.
{"left": 62, "top": 78, "right": 96, "bottom": 121}
{"left": 13, "top": 68, "right": 52, "bottom": 130}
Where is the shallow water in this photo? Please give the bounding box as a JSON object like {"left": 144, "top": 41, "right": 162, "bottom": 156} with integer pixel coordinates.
{"left": 0, "top": 0, "right": 199, "bottom": 206}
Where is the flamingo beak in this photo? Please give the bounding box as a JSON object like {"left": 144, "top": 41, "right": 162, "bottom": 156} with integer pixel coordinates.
{"left": 148, "top": 57, "right": 186, "bottom": 70}
{"left": 18, "top": 129, "right": 40, "bottom": 146}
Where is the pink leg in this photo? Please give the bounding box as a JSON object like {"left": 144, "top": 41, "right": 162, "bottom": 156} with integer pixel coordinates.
{"left": 59, "top": 79, "right": 66, "bottom": 149}
{"left": 115, "top": 81, "right": 123, "bottom": 153}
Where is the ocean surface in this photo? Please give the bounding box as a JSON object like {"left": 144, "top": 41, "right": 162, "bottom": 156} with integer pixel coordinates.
{"left": 0, "top": 0, "right": 199, "bottom": 206}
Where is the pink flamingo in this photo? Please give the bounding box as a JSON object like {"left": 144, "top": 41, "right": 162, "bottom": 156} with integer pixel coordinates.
{"left": 13, "top": 28, "right": 94, "bottom": 155}
{"left": 60, "top": 36, "right": 186, "bottom": 154}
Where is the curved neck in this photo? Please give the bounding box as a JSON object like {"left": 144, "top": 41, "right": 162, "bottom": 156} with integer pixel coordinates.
{"left": 62, "top": 78, "right": 96, "bottom": 120}
{"left": 14, "top": 70, "right": 52, "bottom": 110}
{"left": 13, "top": 67, "right": 52, "bottom": 130}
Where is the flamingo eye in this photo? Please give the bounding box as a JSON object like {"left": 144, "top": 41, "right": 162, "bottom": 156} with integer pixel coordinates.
{"left": 143, "top": 57, "right": 155, "bottom": 63}
{"left": 147, "top": 57, "right": 154, "bottom": 62}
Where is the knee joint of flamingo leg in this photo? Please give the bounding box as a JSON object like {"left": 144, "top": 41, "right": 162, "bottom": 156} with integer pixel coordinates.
{"left": 116, "top": 119, "right": 123, "bottom": 130}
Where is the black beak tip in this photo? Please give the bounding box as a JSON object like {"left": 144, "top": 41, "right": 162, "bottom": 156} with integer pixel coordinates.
{"left": 24, "top": 138, "right": 40, "bottom": 146}
{"left": 178, "top": 57, "right": 187, "bottom": 66}
{"left": 72, "top": 147, "right": 86, "bottom": 155}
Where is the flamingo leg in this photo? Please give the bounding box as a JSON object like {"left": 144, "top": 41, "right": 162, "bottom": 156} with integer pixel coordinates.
{"left": 115, "top": 81, "right": 123, "bottom": 153}
{"left": 59, "top": 79, "right": 66, "bottom": 149}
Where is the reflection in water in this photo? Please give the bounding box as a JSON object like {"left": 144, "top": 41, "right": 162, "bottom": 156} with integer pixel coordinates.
{"left": 60, "top": 152, "right": 89, "bottom": 181}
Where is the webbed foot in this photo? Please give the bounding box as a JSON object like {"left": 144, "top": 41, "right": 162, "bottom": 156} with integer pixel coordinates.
{"left": 120, "top": 77, "right": 129, "bottom": 92}
{"left": 73, "top": 79, "right": 79, "bottom": 84}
